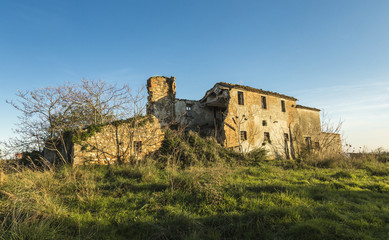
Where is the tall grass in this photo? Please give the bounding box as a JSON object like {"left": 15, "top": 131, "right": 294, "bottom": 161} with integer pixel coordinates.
{"left": 0, "top": 132, "right": 388, "bottom": 239}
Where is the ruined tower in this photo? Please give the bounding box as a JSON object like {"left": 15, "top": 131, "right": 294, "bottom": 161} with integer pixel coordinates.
{"left": 146, "top": 76, "right": 176, "bottom": 127}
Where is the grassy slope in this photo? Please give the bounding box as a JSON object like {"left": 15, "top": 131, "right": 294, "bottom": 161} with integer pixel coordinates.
{"left": 0, "top": 133, "right": 388, "bottom": 239}
{"left": 0, "top": 161, "right": 388, "bottom": 240}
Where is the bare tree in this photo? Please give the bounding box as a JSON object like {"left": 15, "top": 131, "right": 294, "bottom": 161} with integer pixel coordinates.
{"left": 227, "top": 110, "right": 264, "bottom": 154}
{"left": 318, "top": 111, "right": 343, "bottom": 153}
{"left": 76, "top": 86, "right": 153, "bottom": 165}
{"left": 230, "top": 113, "right": 249, "bottom": 153}
{"left": 291, "top": 110, "right": 343, "bottom": 158}
{"left": 4, "top": 86, "right": 69, "bottom": 159}
{"left": 3, "top": 80, "right": 143, "bottom": 164}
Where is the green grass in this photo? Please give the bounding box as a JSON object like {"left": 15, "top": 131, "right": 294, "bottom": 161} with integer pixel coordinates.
{"left": 0, "top": 132, "right": 388, "bottom": 239}
{"left": 1, "top": 159, "right": 388, "bottom": 239}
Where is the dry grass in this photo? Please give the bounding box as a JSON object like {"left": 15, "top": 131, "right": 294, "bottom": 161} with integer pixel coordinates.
{"left": 0, "top": 134, "right": 388, "bottom": 239}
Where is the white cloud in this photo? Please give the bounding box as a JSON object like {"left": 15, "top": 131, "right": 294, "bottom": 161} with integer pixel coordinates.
{"left": 294, "top": 81, "right": 389, "bottom": 150}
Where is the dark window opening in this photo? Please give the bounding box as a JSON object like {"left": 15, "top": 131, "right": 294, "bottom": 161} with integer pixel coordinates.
{"left": 305, "top": 137, "right": 312, "bottom": 149}
{"left": 261, "top": 96, "right": 267, "bottom": 109}
{"left": 264, "top": 132, "right": 271, "bottom": 143}
{"left": 238, "top": 91, "right": 244, "bottom": 105}
{"left": 284, "top": 133, "right": 289, "bottom": 141}
{"left": 240, "top": 131, "right": 247, "bottom": 141}
{"left": 284, "top": 133, "right": 290, "bottom": 159}
{"left": 262, "top": 120, "right": 267, "bottom": 126}
{"left": 134, "top": 141, "right": 142, "bottom": 153}
{"left": 281, "top": 100, "right": 286, "bottom": 112}
{"left": 186, "top": 104, "right": 193, "bottom": 117}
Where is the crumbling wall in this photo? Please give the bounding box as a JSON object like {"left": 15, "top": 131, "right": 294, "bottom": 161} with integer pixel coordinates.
{"left": 147, "top": 76, "right": 176, "bottom": 127}
{"left": 44, "top": 76, "right": 342, "bottom": 163}
{"left": 175, "top": 99, "right": 214, "bottom": 131}
{"left": 73, "top": 115, "right": 164, "bottom": 165}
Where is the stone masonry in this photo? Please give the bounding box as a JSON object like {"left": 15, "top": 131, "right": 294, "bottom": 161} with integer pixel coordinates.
{"left": 148, "top": 76, "right": 342, "bottom": 158}
{"left": 44, "top": 76, "right": 342, "bottom": 164}
{"left": 72, "top": 115, "right": 164, "bottom": 165}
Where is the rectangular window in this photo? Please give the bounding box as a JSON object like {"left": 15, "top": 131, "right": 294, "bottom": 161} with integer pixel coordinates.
{"left": 240, "top": 131, "right": 247, "bottom": 141}
{"left": 238, "top": 91, "right": 244, "bottom": 105}
{"left": 281, "top": 100, "right": 286, "bottom": 112}
{"left": 261, "top": 96, "right": 267, "bottom": 109}
{"left": 305, "top": 137, "right": 312, "bottom": 149}
{"left": 186, "top": 104, "right": 192, "bottom": 111}
{"left": 264, "top": 132, "right": 271, "bottom": 143}
{"left": 284, "top": 133, "right": 290, "bottom": 159}
{"left": 284, "top": 133, "right": 289, "bottom": 141}
{"left": 262, "top": 120, "right": 267, "bottom": 126}
{"left": 134, "top": 141, "right": 142, "bottom": 153}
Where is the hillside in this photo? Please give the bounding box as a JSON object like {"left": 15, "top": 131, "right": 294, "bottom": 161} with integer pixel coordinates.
{"left": 0, "top": 133, "right": 388, "bottom": 240}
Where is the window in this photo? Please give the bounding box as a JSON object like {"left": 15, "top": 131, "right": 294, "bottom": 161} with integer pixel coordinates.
{"left": 261, "top": 96, "right": 267, "bottom": 109}
{"left": 284, "top": 133, "right": 290, "bottom": 159}
{"left": 134, "top": 141, "right": 142, "bottom": 153}
{"left": 186, "top": 104, "right": 193, "bottom": 116}
{"left": 262, "top": 120, "right": 267, "bottom": 126}
{"left": 240, "top": 131, "right": 247, "bottom": 141}
{"left": 238, "top": 91, "right": 244, "bottom": 105}
{"left": 304, "top": 137, "right": 312, "bottom": 149}
{"left": 281, "top": 100, "right": 286, "bottom": 112}
{"left": 264, "top": 132, "right": 271, "bottom": 143}
{"left": 284, "top": 133, "right": 289, "bottom": 141}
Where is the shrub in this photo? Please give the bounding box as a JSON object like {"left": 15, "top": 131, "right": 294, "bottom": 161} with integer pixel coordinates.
{"left": 157, "top": 129, "right": 266, "bottom": 168}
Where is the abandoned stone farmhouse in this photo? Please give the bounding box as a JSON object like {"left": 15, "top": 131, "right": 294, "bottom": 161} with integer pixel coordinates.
{"left": 148, "top": 76, "right": 341, "bottom": 158}
{"left": 45, "top": 76, "right": 342, "bottom": 164}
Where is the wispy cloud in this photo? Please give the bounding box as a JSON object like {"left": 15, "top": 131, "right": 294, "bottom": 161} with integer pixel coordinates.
{"left": 292, "top": 81, "right": 389, "bottom": 95}
{"left": 294, "top": 81, "right": 389, "bottom": 150}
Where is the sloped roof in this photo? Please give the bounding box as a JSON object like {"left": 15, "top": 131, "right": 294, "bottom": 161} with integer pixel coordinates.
{"left": 215, "top": 82, "right": 298, "bottom": 101}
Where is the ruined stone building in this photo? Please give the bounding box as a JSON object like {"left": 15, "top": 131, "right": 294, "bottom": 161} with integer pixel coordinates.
{"left": 45, "top": 76, "right": 342, "bottom": 164}
{"left": 148, "top": 76, "right": 342, "bottom": 158}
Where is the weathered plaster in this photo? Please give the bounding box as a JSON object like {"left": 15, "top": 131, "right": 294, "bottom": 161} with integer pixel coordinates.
{"left": 44, "top": 76, "right": 342, "bottom": 164}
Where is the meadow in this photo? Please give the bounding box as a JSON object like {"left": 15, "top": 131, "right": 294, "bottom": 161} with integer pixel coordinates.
{"left": 0, "top": 133, "right": 388, "bottom": 240}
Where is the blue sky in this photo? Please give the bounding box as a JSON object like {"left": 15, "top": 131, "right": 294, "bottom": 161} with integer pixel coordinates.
{"left": 1, "top": 0, "right": 388, "bottom": 151}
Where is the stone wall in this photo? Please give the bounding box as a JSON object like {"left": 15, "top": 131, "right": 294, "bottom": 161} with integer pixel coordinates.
{"left": 147, "top": 76, "right": 176, "bottom": 127}
{"left": 222, "top": 88, "right": 299, "bottom": 157}
{"left": 294, "top": 107, "right": 322, "bottom": 152}
{"left": 73, "top": 115, "right": 164, "bottom": 165}
{"left": 43, "top": 76, "right": 342, "bottom": 164}
{"left": 319, "top": 132, "right": 342, "bottom": 154}
{"left": 175, "top": 99, "right": 214, "bottom": 131}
